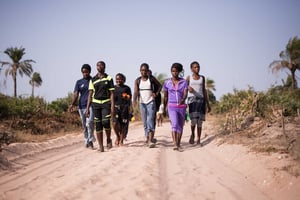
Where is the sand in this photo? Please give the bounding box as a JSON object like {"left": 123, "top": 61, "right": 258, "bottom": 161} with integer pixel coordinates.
{"left": 0, "top": 116, "right": 299, "bottom": 200}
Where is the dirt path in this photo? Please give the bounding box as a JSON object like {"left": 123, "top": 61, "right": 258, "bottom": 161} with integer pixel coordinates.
{"left": 0, "top": 117, "right": 299, "bottom": 200}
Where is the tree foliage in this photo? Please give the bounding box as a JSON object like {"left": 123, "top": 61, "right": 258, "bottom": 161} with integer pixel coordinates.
{"left": 29, "top": 72, "right": 43, "bottom": 97}
{"left": 0, "top": 47, "right": 35, "bottom": 97}
{"left": 269, "top": 36, "right": 300, "bottom": 89}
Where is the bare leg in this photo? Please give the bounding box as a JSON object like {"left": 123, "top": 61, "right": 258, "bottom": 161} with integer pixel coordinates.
{"left": 96, "top": 131, "right": 104, "bottom": 152}
{"left": 106, "top": 129, "right": 112, "bottom": 149}
{"left": 113, "top": 122, "right": 120, "bottom": 146}
{"left": 177, "top": 132, "right": 183, "bottom": 147}
{"left": 189, "top": 125, "right": 195, "bottom": 144}
{"left": 119, "top": 124, "right": 125, "bottom": 146}
{"left": 172, "top": 131, "right": 178, "bottom": 150}
{"left": 196, "top": 127, "right": 202, "bottom": 145}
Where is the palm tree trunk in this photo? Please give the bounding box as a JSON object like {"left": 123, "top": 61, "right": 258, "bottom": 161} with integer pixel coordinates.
{"left": 32, "top": 82, "right": 34, "bottom": 98}
{"left": 13, "top": 74, "right": 17, "bottom": 97}
{"left": 291, "top": 69, "right": 297, "bottom": 89}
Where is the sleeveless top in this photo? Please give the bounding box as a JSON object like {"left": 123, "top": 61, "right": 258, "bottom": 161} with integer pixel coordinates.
{"left": 187, "top": 75, "right": 204, "bottom": 98}
{"left": 139, "top": 78, "right": 153, "bottom": 104}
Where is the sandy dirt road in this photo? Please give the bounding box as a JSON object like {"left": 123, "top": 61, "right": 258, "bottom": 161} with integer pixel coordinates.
{"left": 0, "top": 117, "right": 299, "bottom": 200}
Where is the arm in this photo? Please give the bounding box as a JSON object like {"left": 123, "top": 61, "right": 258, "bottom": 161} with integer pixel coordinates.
{"left": 180, "top": 88, "right": 188, "bottom": 105}
{"left": 163, "top": 90, "right": 168, "bottom": 117}
{"left": 179, "top": 79, "right": 188, "bottom": 105}
{"left": 132, "top": 78, "right": 139, "bottom": 107}
{"left": 110, "top": 90, "right": 115, "bottom": 117}
{"left": 68, "top": 91, "right": 79, "bottom": 112}
{"left": 152, "top": 76, "right": 162, "bottom": 98}
{"left": 85, "top": 90, "right": 93, "bottom": 117}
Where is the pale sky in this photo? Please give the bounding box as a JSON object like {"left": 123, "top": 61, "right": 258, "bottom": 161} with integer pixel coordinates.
{"left": 0, "top": 0, "right": 299, "bottom": 102}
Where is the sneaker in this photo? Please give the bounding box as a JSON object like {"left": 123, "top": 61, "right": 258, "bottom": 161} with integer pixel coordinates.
{"left": 85, "top": 143, "right": 89, "bottom": 148}
{"left": 151, "top": 138, "right": 157, "bottom": 143}
{"left": 89, "top": 141, "right": 94, "bottom": 149}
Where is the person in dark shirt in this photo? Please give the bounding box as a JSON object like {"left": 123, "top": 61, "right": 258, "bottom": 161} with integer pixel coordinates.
{"left": 69, "top": 64, "right": 95, "bottom": 149}
{"left": 85, "top": 61, "right": 114, "bottom": 152}
{"left": 112, "top": 73, "right": 132, "bottom": 146}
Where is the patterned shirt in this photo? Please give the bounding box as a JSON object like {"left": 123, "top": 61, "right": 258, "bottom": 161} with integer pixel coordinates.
{"left": 89, "top": 73, "right": 114, "bottom": 104}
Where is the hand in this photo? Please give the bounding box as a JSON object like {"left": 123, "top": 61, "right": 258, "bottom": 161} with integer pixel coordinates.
{"left": 68, "top": 105, "right": 73, "bottom": 112}
{"left": 122, "top": 93, "right": 130, "bottom": 100}
{"left": 85, "top": 109, "right": 90, "bottom": 118}
{"left": 163, "top": 109, "right": 167, "bottom": 117}
{"left": 188, "top": 86, "right": 194, "bottom": 93}
{"left": 207, "top": 106, "right": 211, "bottom": 113}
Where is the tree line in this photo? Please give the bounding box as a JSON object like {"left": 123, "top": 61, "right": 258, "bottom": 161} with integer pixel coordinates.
{"left": 0, "top": 36, "right": 299, "bottom": 103}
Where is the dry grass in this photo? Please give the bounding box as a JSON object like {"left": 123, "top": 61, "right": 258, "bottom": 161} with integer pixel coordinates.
{"left": 215, "top": 114, "right": 300, "bottom": 176}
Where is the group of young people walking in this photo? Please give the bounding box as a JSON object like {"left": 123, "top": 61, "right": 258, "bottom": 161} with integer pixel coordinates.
{"left": 69, "top": 60, "right": 210, "bottom": 152}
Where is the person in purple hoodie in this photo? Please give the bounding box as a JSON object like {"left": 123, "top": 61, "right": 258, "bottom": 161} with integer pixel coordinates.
{"left": 163, "top": 63, "right": 188, "bottom": 151}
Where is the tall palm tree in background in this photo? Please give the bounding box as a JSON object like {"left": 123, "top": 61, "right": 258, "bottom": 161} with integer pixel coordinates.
{"left": 206, "top": 77, "right": 216, "bottom": 103}
{"left": 153, "top": 72, "right": 168, "bottom": 85}
{"left": 269, "top": 36, "right": 300, "bottom": 89}
{"left": 29, "top": 72, "right": 43, "bottom": 98}
{"left": 206, "top": 77, "right": 216, "bottom": 92}
{"left": 0, "top": 47, "right": 35, "bottom": 97}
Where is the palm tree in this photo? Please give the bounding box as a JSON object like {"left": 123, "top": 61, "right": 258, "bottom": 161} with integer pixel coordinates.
{"left": 269, "top": 36, "right": 300, "bottom": 89}
{"left": 153, "top": 72, "right": 168, "bottom": 85}
{"left": 206, "top": 77, "right": 216, "bottom": 92}
{"left": 206, "top": 77, "right": 217, "bottom": 103}
{"left": 0, "top": 47, "right": 35, "bottom": 97}
{"left": 29, "top": 72, "right": 43, "bottom": 97}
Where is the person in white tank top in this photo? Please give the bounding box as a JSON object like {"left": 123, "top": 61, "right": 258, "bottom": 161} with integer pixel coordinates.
{"left": 133, "top": 63, "right": 162, "bottom": 148}
{"left": 186, "top": 61, "right": 211, "bottom": 146}
{"left": 139, "top": 78, "right": 153, "bottom": 104}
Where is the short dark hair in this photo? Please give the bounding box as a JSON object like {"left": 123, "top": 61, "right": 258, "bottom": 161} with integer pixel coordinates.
{"left": 190, "top": 61, "right": 200, "bottom": 69}
{"left": 171, "top": 63, "right": 184, "bottom": 77}
{"left": 116, "top": 73, "right": 126, "bottom": 83}
{"left": 140, "top": 63, "right": 149, "bottom": 70}
{"left": 171, "top": 63, "right": 183, "bottom": 73}
{"left": 81, "top": 64, "right": 91, "bottom": 73}
{"left": 97, "top": 61, "right": 106, "bottom": 68}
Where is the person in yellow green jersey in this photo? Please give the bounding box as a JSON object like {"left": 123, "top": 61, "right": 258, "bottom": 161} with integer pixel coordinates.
{"left": 85, "top": 61, "right": 114, "bottom": 152}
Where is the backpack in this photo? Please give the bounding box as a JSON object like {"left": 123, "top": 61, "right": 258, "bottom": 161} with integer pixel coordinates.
{"left": 136, "top": 75, "right": 162, "bottom": 112}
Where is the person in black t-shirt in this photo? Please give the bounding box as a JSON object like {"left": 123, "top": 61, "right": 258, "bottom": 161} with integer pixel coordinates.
{"left": 112, "top": 73, "right": 132, "bottom": 146}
